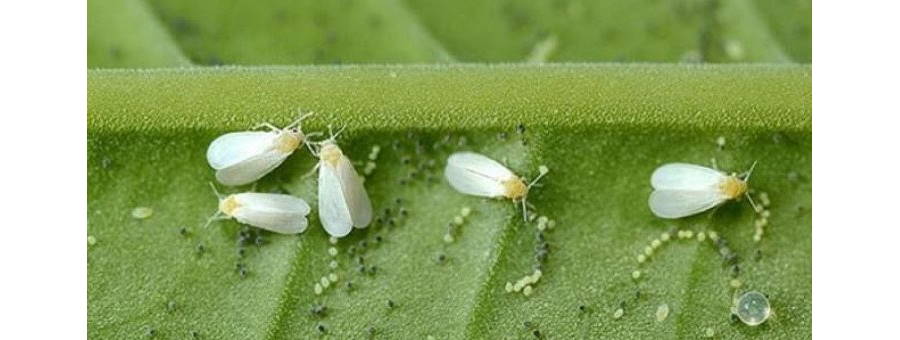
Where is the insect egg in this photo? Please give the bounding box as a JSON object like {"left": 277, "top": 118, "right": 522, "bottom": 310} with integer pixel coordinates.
{"left": 131, "top": 207, "right": 153, "bottom": 219}
{"left": 655, "top": 303, "right": 670, "bottom": 322}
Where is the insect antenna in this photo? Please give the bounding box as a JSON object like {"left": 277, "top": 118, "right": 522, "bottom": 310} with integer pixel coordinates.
{"left": 287, "top": 110, "right": 315, "bottom": 131}
{"left": 520, "top": 166, "right": 550, "bottom": 222}
{"left": 310, "top": 125, "right": 347, "bottom": 146}
{"left": 203, "top": 182, "right": 226, "bottom": 228}
{"left": 209, "top": 182, "right": 224, "bottom": 200}
{"left": 527, "top": 166, "right": 550, "bottom": 189}
{"left": 742, "top": 161, "right": 759, "bottom": 182}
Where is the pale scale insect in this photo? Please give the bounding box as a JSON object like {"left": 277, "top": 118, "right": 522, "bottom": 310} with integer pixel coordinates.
{"left": 444, "top": 151, "right": 548, "bottom": 221}
{"left": 206, "top": 112, "right": 318, "bottom": 186}
{"left": 648, "top": 161, "right": 759, "bottom": 219}
{"left": 310, "top": 128, "right": 373, "bottom": 237}
{"left": 205, "top": 183, "right": 311, "bottom": 234}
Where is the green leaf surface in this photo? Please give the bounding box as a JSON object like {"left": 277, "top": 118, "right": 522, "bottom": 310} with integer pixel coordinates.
{"left": 87, "top": 0, "right": 810, "bottom": 67}
{"left": 87, "top": 0, "right": 191, "bottom": 68}
{"left": 88, "top": 64, "right": 811, "bottom": 339}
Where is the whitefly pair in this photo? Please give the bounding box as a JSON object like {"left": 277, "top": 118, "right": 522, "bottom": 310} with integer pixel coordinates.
{"left": 204, "top": 114, "right": 372, "bottom": 238}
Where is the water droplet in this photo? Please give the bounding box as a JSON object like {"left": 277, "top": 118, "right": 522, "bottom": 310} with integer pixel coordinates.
{"left": 733, "top": 291, "right": 771, "bottom": 326}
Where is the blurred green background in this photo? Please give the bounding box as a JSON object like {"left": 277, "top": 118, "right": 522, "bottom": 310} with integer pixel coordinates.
{"left": 88, "top": 0, "right": 810, "bottom": 68}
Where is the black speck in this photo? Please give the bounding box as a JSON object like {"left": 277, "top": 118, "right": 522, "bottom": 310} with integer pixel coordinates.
{"left": 179, "top": 227, "right": 189, "bottom": 236}
{"left": 195, "top": 243, "right": 205, "bottom": 255}
{"left": 317, "top": 324, "right": 327, "bottom": 333}
{"left": 729, "top": 264, "right": 741, "bottom": 278}
{"left": 532, "top": 329, "right": 542, "bottom": 338}
{"left": 207, "top": 55, "right": 223, "bottom": 66}
{"left": 395, "top": 198, "right": 403, "bottom": 205}
{"left": 387, "top": 299, "right": 395, "bottom": 308}
{"left": 523, "top": 321, "right": 532, "bottom": 328}
{"left": 171, "top": 17, "right": 195, "bottom": 35}
{"left": 578, "top": 305, "right": 587, "bottom": 312}
{"left": 723, "top": 253, "right": 739, "bottom": 265}
{"left": 375, "top": 235, "right": 383, "bottom": 243}
{"left": 345, "top": 281, "right": 354, "bottom": 291}
{"left": 730, "top": 313, "right": 740, "bottom": 323}
{"left": 436, "top": 253, "right": 446, "bottom": 264}
{"left": 109, "top": 47, "right": 122, "bottom": 60}
{"left": 190, "top": 330, "right": 199, "bottom": 338}
{"left": 357, "top": 256, "right": 365, "bottom": 265}
{"left": 310, "top": 304, "right": 327, "bottom": 317}
{"left": 368, "top": 265, "right": 378, "bottom": 275}
{"left": 516, "top": 123, "right": 526, "bottom": 134}
{"left": 237, "top": 248, "right": 246, "bottom": 258}
{"left": 146, "top": 327, "right": 157, "bottom": 337}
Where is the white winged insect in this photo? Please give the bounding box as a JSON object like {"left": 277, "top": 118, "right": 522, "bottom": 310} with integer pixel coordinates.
{"left": 206, "top": 113, "right": 318, "bottom": 186}
{"left": 205, "top": 183, "right": 311, "bottom": 234}
{"left": 444, "top": 151, "right": 548, "bottom": 221}
{"left": 648, "top": 162, "right": 758, "bottom": 219}
{"left": 312, "top": 130, "right": 373, "bottom": 238}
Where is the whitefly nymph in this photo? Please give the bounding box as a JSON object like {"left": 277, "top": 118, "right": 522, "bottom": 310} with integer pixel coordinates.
{"left": 648, "top": 162, "right": 758, "bottom": 219}
{"left": 206, "top": 184, "right": 311, "bottom": 234}
{"left": 314, "top": 134, "right": 373, "bottom": 238}
{"left": 206, "top": 113, "right": 317, "bottom": 186}
{"left": 444, "top": 151, "right": 548, "bottom": 221}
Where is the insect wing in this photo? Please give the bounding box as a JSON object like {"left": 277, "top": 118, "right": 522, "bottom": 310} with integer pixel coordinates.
{"left": 207, "top": 131, "right": 276, "bottom": 169}
{"left": 336, "top": 155, "right": 373, "bottom": 228}
{"left": 651, "top": 163, "right": 725, "bottom": 191}
{"left": 648, "top": 189, "right": 725, "bottom": 218}
{"left": 445, "top": 152, "right": 514, "bottom": 197}
{"left": 215, "top": 149, "right": 291, "bottom": 186}
{"left": 232, "top": 193, "right": 310, "bottom": 234}
{"left": 318, "top": 161, "right": 354, "bottom": 237}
